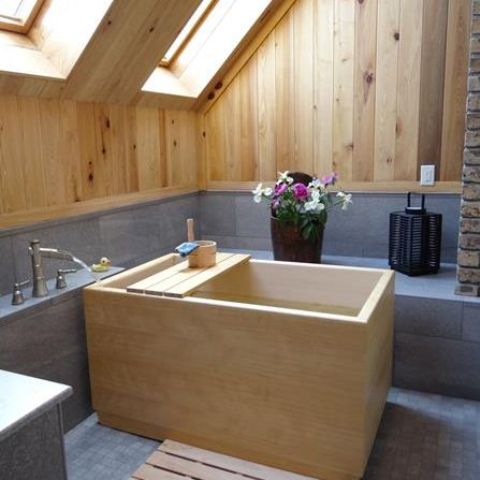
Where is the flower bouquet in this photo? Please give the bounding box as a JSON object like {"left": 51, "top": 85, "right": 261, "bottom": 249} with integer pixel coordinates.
{"left": 252, "top": 171, "right": 352, "bottom": 263}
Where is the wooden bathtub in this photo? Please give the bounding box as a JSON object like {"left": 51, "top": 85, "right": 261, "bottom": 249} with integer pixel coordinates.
{"left": 84, "top": 253, "right": 394, "bottom": 480}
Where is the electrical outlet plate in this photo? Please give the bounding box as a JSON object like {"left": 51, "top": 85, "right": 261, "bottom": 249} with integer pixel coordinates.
{"left": 420, "top": 165, "right": 435, "bottom": 186}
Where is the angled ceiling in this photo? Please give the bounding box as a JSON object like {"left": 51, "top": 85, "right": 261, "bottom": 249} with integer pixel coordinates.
{"left": 62, "top": 0, "right": 202, "bottom": 103}
{"left": 0, "top": 0, "right": 288, "bottom": 109}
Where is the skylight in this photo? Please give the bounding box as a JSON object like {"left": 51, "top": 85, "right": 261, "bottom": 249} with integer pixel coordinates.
{"left": 0, "top": 0, "right": 43, "bottom": 33}
{"left": 146, "top": 0, "right": 273, "bottom": 100}
{"left": 160, "top": 0, "right": 217, "bottom": 66}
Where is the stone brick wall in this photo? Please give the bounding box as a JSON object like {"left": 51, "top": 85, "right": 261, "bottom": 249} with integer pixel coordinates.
{"left": 457, "top": 0, "right": 480, "bottom": 296}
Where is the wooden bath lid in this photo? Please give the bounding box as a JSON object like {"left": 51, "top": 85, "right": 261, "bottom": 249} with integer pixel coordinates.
{"left": 126, "top": 253, "right": 250, "bottom": 298}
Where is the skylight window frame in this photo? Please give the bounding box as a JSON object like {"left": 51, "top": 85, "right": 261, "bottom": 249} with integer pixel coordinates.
{"left": 0, "top": 0, "right": 44, "bottom": 34}
{"left": 160, "top": 0, "right": 218, "bottom": 68}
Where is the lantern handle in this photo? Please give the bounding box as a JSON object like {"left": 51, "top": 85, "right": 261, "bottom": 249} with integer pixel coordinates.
{"left": 407, "top": 191, "right": 425, "bottom": 211}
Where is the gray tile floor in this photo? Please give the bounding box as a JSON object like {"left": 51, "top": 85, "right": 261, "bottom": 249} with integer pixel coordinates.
{"left": 65, "top": 414, "right": 159, "bottom": 480}
{"left": 65, "top": 388, "right": 480, "bottom": 480}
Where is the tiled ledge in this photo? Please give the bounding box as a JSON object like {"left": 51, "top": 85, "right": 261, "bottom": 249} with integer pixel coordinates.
{"left": 0, "top": 369, "right": 71, "bottom": 442}
{"left": 0, "top": 193, "right": 200, "bottom": 297}
{"left": 0, "top": 267, "right": 123, "bottom": 324}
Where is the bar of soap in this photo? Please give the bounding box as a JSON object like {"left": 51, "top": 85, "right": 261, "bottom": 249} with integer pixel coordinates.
{"left": 175, "top": 242, "right": 200, "bottom": 257}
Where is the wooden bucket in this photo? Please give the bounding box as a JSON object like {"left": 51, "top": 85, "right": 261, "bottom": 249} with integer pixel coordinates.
{"left": 188, "top": 240, "right": 217, "bottom": 268}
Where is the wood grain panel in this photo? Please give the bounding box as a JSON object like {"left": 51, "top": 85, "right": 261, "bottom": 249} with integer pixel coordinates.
{"left": 440, "top": 0, "right": 471, "bottom": 181}
{"left": 135, "top": 107, "right": 163, "bottom": 191}
{"left": 275, "top": 9, "right": 295, "bottom": 174}
{"left": 203, "top": 0, "right": 467, "bottom": 188}
{"left": 293, "top": 0, "right": 314, "bottom": 173}
{"left": 0, "top": 96, "right": 28, "bottom": 213}
{"left": 394, "top": 0, "right": 423, "bottom": 180}
{"left": 165, "top": 110, "right": 198, "bottom": 187}
{"left": 373, "top": 0, "right": 400, "bottom": 181}
{"left": 17, "top": 96, "right": 47, "bottom": 209}
{"left": 352, "top": 0, "right": 378, "bottom": 182}
{"left": 223, "top": 81, "right": 242, "bottom": 181}
{"left": 257, "top": 33, "right": 277, "bottom": 180}
{"left": 313, "top": 0, "right": 334, "bottom": 176}
{"left": 332, "top": 0, "right": 354, "bottom": 181}
{"left": 418, "top": 0, "right": 449, "bottom": 177}
{"left": 239, "top": 59, "right": 259, "bottom": 180}
{"left": 0, "top": 96, "right": 198, "bottom": 222}
{"left": 205, "top": 95, "right": 226, "bottom": 181}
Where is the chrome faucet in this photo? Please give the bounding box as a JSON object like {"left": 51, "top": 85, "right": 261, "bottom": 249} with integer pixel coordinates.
{"left": 29, "top": 240, "right": 77, "bottom": 297}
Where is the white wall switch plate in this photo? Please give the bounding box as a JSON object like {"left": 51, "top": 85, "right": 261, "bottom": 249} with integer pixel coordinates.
{"left": 420, "top": 165, "right": 435, "bottom": 186}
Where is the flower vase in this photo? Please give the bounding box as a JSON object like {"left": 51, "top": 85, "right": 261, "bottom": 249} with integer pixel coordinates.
{"left": 270, "top": 217, "right": 324, "bottom": 263}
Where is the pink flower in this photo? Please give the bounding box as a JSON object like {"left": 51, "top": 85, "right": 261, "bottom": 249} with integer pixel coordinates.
{"left": 292, "top": 183, "right": 308, "bottom": 200}
{"left": 274, "top": 183, "right": 288, "bottom": 197}
{"left": 321, "top": 172, "right": 338, "bottom": 186}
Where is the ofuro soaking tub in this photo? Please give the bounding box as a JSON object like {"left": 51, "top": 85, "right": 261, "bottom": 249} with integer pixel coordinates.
{"left": 84, "top": 253, "right": 394, "bottom": 480}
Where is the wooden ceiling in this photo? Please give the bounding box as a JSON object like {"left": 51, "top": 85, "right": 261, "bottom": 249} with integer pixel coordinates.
{"left": 0, "top": 0, "right": 201, "bottom": 104}
{"left": 0, "top": 0, "right": 285, "bottom": 109}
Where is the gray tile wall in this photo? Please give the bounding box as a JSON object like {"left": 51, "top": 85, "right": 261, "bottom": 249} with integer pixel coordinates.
{"left": 394, "top": 297, "right": 480, "bottom": 400}
{"left": 0, "top": 193, "right": 199, "bottom": 431}
{"left": 200, "top": 192, "right": 461, "bottom": 262}
{"left": 0, "top": 406, "right": 67, "bottom": 480}
{"left": 0, "top": 193, "right": 200, "bottom": 296}
{"left": 0, "top": 295, "right": 96, "bottom": 431}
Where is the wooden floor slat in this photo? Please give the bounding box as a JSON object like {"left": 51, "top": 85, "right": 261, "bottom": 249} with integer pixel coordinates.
{"left": 148, "top": 450, "right": 243, "bottom": 480}
{"left": 132, "top": 463, "right": 187, "bottom": 480}
{"left": 132, "top": 439, "right": 317, "bottom": 480}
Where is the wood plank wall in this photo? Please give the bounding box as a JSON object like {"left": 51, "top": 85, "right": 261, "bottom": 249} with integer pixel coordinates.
{"left": 203, "top": 0, "right": 470, "bottom": 188}
{"left": 0, "top": 95, "right": 197, "bottom": 219}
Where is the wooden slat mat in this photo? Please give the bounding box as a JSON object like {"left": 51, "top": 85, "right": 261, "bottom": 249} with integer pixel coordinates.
{"left": 131, "top": 440, "right": 316, "bottom": 480}
{"left": 126, "top": 253, "right": 250, "bottom": 298}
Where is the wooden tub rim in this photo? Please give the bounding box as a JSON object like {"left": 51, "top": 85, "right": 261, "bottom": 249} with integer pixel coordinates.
{"left": 88, "top": 256, "right": 394, "bottom": 325}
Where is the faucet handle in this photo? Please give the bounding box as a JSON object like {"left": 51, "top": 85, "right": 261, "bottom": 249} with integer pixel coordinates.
{"left": 12, "top": 280, "right": 30, "bottom": 306}
{"left": 56, "top": 269, "right": 77, "bottom": 290}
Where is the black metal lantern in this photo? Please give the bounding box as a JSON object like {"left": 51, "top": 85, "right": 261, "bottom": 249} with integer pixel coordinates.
{"left": 389, "top": 192, "right": 442, "bottom": 276}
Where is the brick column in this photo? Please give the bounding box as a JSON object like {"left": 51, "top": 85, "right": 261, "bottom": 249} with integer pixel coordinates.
{"left": 457, "top": 1, "right": 480, "bottom": 296}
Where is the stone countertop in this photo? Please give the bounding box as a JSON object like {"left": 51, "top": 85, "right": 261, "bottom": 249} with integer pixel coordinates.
{"left": 0, "top": 266, "right": 124, "bottom": 323}
{"left": 223, "top": 249, "right": 480, "bottom": 305}
{"left": 0, "top": 369, "right": 72, "bottom": 442}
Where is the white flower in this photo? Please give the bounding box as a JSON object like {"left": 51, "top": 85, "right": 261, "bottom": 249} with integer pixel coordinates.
{"left": 277, "top": 170, "right": 294, "bottom": 185}
{"left": 310, "top": 189, "right": 321, "bottom": 202}
{"left": 304, "top": 198, "right": 325, "bottom": 213}
{"left": 308, "top": 178, "right": 325, "bottom": 191}
{"left": 336, "top": 192, "right": 353, "bottom": 210}
{"left": 252, "top": 183, "right": 263, "bottom": 203}
{"left": 252, "top": 183, "right": 273, "bottom": 203}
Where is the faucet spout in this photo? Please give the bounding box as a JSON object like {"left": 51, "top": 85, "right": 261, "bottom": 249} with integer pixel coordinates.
{"left": 37, "top": 248, "right": 75, "bottom": 262}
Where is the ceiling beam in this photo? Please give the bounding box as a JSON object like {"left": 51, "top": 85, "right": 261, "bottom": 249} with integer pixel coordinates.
{"left": 62, "top": 0, "right": 201, "bottom": 103}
